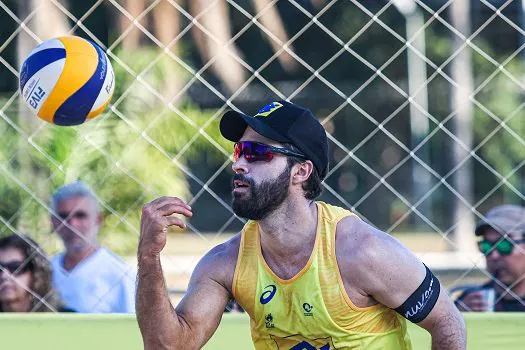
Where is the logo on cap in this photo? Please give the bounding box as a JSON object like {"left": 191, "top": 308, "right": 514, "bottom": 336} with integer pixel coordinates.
{"left": 255, "top": 102, "right": 283, "bottom": 118}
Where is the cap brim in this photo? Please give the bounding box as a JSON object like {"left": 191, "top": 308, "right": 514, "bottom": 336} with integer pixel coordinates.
{"left": 475, "top": 217, "right": 517, "bottom": 236}
{"left": 220, "top": 110, "right": 289, "bottom": 143}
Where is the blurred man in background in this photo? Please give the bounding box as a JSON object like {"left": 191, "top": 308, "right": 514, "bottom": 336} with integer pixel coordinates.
{"left": 50, "top": 181, "right": 135, "bottom": 313}
{"left": 455, "top": 205, "right": 525, "bottom": 312}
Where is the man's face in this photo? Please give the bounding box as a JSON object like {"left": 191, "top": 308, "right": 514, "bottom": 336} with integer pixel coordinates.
{"left": 231, "top": 128, "right": 292, "bottom": 220}
{"left": 483, "top": 228, "right": 525, "bottom": 287}
{"left": 51, "top": 196, "right": 101, "bottom": 254}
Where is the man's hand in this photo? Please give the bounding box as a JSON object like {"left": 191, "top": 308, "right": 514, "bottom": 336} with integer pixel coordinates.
{"left": 139, "top": 196, "right": 193, "bottom": 258}
{"left": 456, "top": 290, "right": 490, "bottom": 312}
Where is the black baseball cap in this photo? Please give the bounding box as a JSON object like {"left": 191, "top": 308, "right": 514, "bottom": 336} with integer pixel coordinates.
{"left": 475, "top": 205, "right": 525, "bottom": 236}
{"left": 220, "top": 101, "right": 329, "bottom": 179}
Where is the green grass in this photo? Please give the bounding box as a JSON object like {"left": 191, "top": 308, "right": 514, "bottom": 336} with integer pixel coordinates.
{"left": 0, "top": 313, "right": 524, "bottom": 349}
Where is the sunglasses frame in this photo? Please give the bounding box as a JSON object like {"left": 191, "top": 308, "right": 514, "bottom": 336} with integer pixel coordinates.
{"left": 234, "top": 141, "right": 307, "bottom": 163}
{"left": 478, "top": 238, "right": 525, "bottom": 256}
{"left": 56, "top": 210, "right": 89, "bottom": 221}
{"left": 0, "top": 261, "right": 32, "bottom": 275}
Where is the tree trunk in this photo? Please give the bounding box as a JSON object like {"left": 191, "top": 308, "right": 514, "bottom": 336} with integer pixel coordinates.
{"left": 253, "top": 0, "right": 298, "bottom": 72}
{"left": 120, "top": 0, "right": 147, "bottom": 51}
{"left": 189, "top": 0, "right": 246, "bottom": 94}
{"left": 450, "top": 0, "right": 476, "bottom": 252}
{"left": 152, "top": 0, "right": 183, "bottom": 104}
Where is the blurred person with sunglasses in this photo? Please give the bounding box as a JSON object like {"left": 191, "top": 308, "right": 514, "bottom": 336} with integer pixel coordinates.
{"left": 136, "top": 101, "right": 466, "bottom": 350}
{"left": 50, "top": 181, "right": 136, "bottom": 313}
{"left": 0, "top": 234, "right": 73, "bottom": 312}
{"left": 455, "top": 205, "right": 525, "bottom": 312}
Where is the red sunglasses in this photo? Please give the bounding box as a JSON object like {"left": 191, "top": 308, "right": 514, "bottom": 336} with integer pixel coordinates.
{"left": 233, "top": 141, "right": 306, "bottom": 163}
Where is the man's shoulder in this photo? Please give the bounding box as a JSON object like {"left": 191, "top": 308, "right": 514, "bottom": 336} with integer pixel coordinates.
{"left": 49, "top": 253, "right": 64, "bottom": 268}
{"left": 334, "top": 215, "right": 427, "bottom": 304}
{"left": 317, "top": 201, "right": 356, "bottom": 222}
{"left": 201, "top": 233, "right": 242, "bottom": 266}
{"left": 97, "top": 247, "right": 129, "bottom": 264}
{"left": 335, "top": 215, "right": 380, "bottom": 252}
{"left": 192, "top": 233, "right": 241, "bottom": 290}
{"left": 335, "top": 215, "right": 410, "bottom": 268}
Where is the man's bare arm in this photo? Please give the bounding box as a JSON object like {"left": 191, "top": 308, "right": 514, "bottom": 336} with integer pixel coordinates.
{"left": 136, "top": 254, "right": 179, "bottom": 349}
{"left": 339, "top": 216, "right": 466, "bottom": 350}
{"left": 136, "top": 197, "right": 238, "bottom": 350}
{"left": 417, "top": 288, "right": 467, "bottom": 350}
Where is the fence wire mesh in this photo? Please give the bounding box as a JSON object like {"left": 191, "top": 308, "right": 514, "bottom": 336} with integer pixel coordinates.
{"left": 0, "top": 0, "right": 524, "bottom": 313}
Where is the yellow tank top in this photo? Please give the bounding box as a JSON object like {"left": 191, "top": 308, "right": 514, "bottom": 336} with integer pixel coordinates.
{"left": 232, "top": 201, "right": 412, "bottom": 349}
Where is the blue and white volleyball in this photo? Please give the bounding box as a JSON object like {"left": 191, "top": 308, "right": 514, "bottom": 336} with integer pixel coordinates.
{"left": 19, "top": 36, "right": 115, "bottom": 126}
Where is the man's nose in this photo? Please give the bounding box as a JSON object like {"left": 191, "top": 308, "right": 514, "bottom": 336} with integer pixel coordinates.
{"left": 486, "top": 248, "right": 501, "bottom": 260}
{"left": 68, "top": 216, "right": 81, "bottom": 225}
{"left": 232, "top": 156, "right": 249, "bottom": 174}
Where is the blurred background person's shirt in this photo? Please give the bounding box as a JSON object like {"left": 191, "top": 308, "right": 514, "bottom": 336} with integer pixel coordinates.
{"left": 51, "top": 247, "right": 136, "bottom": 313}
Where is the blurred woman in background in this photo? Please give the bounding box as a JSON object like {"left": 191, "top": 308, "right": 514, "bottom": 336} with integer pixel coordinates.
{"left": 0, "top": 234, "right": 72, "bottom": 312}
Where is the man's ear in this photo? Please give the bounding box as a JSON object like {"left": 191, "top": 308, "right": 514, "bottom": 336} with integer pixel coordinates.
{"left": 291, "top": 160, "right": 314, "bottom": 185}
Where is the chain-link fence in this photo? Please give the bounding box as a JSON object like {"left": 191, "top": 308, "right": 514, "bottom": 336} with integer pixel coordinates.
{"left": 0, "top": 0, "right": 524, "bottom": 313}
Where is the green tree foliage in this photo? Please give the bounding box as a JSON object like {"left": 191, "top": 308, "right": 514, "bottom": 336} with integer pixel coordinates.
{"left": 1, "top": 2, "right": 524, "bottom": 254}
{"left": 0, "top": 47, "right": 231, "bottom": 254}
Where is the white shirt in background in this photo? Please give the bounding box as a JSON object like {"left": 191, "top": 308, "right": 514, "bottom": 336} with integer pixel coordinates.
{"left": 51, "top": 247, "right": 136, "bottom": 313}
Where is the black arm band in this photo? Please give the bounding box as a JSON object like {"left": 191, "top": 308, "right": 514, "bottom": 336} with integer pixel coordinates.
{"left": 394, "top": 264, "right": 440, "bottom": 323}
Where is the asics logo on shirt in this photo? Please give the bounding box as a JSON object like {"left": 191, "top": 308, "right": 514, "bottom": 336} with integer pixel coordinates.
{"left": 260, "top": 284, "right": 277, "bottom": 304}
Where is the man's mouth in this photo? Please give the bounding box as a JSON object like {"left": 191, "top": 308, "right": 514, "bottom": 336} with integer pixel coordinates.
{"left": 233, "top": 180, "right": 250, "bottom": 189}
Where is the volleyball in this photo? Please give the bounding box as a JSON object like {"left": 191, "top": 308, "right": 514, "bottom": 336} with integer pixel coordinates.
{"left": 19, "top": 36, "right": 115, "bottom": 126}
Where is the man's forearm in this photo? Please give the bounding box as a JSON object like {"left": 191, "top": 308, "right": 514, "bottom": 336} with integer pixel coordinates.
{"left": 136, "top": 255, "right": 184, "bottom": 349}
{"left": 430, "top": 312, "right": 467, "bottom": 350}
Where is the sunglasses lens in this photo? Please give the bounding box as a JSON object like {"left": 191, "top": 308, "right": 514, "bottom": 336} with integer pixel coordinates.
{"left": 234, "top": 142, "right": 273, "bottom": 162}
{"left": 478, "top": 240, "right": 516, "bottom": 256}
{"left": 1, "top": 262, "right": 24, "bottom": 274}
{"left": 479, "top": 241, "right": 492, "bottom": 255}
{"left": 74, "top": 211, "right": 87, "bottom": 219}
{"left": 249, "top": 142, "right": 271, "bottom": 162}
{"left": 58, "top": 211, "right": 87, "bottom": 220}
{"left": 497, "top": 240, "right": 514, "bottom": 256}
{"left": 234, "top": 143, "right": 241, "bottom": 161}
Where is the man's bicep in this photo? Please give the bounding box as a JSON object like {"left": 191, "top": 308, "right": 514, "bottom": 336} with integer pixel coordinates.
{"left": 364, "top": 234, "right": 428, "bottom": 310}
{"left": 363, "top": 232, "right": 445, "bottom": 325}
{"left": 356, "top": 232, "right": 466, "bottom": 347}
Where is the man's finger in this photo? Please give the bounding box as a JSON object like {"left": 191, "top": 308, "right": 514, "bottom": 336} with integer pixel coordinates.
{"left": 464, "top": 293, "right": 484, "bottom": 303}
{"left": 467, "top": 301, "right": 488, "bottom": 311}
{"left": 156, "top": 203, "right": 193, "bottom": 218}
{"left": 148, "top": 196, "right": 191, "bottom": 211}
{"left": 165, "top": 216, "right": 187, "bottom": 229}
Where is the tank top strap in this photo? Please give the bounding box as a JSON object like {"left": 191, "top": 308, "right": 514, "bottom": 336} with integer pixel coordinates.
{"left": 232, "top": 220, "right": 259, "bottom": 316}
{"left": 316, "top": 201, "right": 356, "bottom": 261}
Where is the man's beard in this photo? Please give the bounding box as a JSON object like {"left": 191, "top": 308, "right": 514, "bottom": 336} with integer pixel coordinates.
{"left": 232, "top": 165, "right": 291, "bottom": 220}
